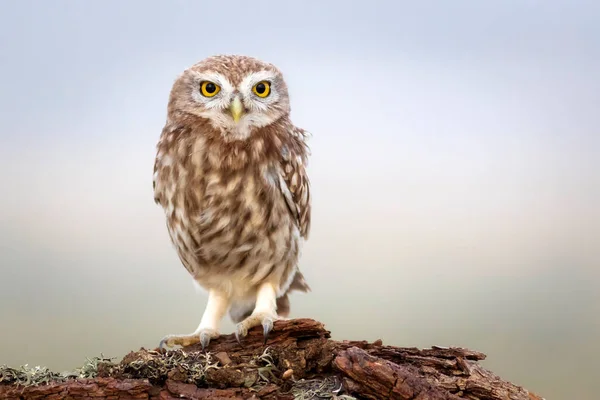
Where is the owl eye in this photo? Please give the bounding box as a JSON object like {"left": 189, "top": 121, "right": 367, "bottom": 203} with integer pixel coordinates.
{"left": 252, "top": 81, "right": 271, "bottom": 98}
{"left": 200, "top": 81, "right": 220, "bottom": 97}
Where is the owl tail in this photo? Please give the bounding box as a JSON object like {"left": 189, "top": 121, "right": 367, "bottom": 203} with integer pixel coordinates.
{"left": 274, "top": 270, "right": 311, "bottom": 318}
{"left": 287, "top": 270, "right": 311, "bottom": 293}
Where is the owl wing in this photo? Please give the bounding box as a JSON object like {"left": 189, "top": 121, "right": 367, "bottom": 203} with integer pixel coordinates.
{"left": 278, "top": 128, "right": 312, "bottom": 239}
{"left": 152, "top": 155, "right": 161, "bottom": 206}
{"left": 152, "top": 130, "right": 167, "bottom": 206}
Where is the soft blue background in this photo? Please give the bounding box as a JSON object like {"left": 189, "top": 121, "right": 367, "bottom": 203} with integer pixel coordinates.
{"left": 1, "top": 1, "right": 598, "bottom": 399}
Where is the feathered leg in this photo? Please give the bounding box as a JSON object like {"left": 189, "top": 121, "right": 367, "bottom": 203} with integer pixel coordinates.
{"left": 235, "top": 282, "right": 279, "bottom": 344}
{"left": 159, "top": 289, "right": 230, "bottom": 350}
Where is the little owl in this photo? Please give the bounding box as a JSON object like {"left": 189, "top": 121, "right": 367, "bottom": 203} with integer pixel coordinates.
{"left": 153, "top": 55, "right": 311, "bottom": 350}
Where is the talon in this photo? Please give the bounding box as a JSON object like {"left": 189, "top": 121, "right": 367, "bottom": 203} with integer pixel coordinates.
{"left": 235, "top": 323, "right": 248, "bottom": 346}
{"left": 200, "top": 332, "right": 211, "bottom": 351}
{"left": 262, "top": 318, "right": 273, "bottom": 345}
{"left": 159, "top": 336, "right": 172, "bottom": 349}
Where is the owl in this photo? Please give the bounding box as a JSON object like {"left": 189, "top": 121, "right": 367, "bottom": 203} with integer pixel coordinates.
{"left": 153, "top": 55, "right": 312, "bottom": 350}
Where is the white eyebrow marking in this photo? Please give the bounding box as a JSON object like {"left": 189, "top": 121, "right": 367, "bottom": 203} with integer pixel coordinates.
{"left": 239, "top": 70, "right": 279, "bottom": 98}
{"left": 191, "top": 71, "right": 235, "bottom": 92}
{"left": 190, "top": 71, "right": 235, "bottom": 109}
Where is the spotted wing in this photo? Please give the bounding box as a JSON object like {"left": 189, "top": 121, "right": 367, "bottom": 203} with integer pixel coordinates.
{"left": 278, "top": 128, "right": 312, "bottom": 239}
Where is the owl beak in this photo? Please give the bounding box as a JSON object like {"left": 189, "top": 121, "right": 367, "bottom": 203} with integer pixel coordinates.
{"left": 229, "top": 96, "right": 244, "bottom": 123}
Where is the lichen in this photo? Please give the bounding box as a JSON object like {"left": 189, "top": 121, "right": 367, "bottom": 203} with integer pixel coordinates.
{"left": 252, "top": 346, "right": 279, "bottom": 388}
{"left": 114, "top": 348, "right": 220, "bottom": 385}
{"left": 0, "top": 354, "right": 115, "bottom": 387}
{"left": 289, "top": 375, "right": 357, "bottom": 400}
{"left": 0, "top": 347, "right": 356, "bottom": 399}
{"left": 0, "top": 347, "right": 275, "bottom": 389}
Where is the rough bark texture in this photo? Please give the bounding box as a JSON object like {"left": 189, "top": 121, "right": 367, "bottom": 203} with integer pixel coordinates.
{"left": 0, "top": 318, "right": 545, "bottom": 400}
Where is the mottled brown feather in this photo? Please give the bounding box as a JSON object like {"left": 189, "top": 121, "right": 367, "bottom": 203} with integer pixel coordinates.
{"left": 152, "top": 55, "right": 311, "bottom": 322}
{"left": 279, "top": 126, "right": 312, "bottom": 239}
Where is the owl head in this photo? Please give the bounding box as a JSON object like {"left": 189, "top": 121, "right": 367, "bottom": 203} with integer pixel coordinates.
{"left": 167, "top": 54, "right": 291, "bottom": 141}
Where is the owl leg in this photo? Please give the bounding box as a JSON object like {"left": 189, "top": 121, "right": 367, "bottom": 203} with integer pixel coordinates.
{"left": 159, "top": 289, "right": 230, "bottom": 350}
{"left": 235, "top": 282, "right": 279, "bottom": 345}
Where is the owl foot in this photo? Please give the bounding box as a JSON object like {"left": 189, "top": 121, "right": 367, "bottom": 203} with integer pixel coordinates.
{"left": 234, "top": 311, "right": 278, "bottom": 345}
{"left": 159, "top": 329, "right": 220, "bottom": 351}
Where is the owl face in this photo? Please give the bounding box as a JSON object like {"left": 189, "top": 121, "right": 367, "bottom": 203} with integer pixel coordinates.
{"left": 168, "top": 55, "right": 291, "bottom": 141}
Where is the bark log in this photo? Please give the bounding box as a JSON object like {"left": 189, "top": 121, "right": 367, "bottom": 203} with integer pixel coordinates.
{"left": 0, "top": 318, "right": 544, "bottom": 400}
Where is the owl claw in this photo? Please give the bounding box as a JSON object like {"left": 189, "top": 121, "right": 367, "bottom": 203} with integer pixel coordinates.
{"left": 198, "top": 328, "right": 220, "bottom": 350}
{"left": 200, "top": 331, "right": 212, "bottom": 351}
{"left": 158, "top": 338, "right": 168, "bottom": 350}
{"left": 235, "top": 322, "right": 248, "bottom": 346}
{"left": 235, "top": 312, "right": 277, "bottom": 346}
{"left": 235, "top": 330, "right": 243, "bottom": 346}
{"left": 158, "top": 329, "right": 219, "bottom": 350}
{"left": 263, "top": 318, "right": 274, "bottom": 345}
{"left": 158, "top": 334, "right": 181, "bottom": 349}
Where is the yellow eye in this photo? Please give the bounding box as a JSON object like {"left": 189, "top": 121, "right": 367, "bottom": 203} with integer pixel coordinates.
{"left": 200, "top": 81, "right": 220, "bottom": 97}
{"left": 252, "top": 81, "right": 271, "bottom": 98}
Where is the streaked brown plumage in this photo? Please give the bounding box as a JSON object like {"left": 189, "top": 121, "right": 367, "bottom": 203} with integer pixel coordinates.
{"left": 153, "top": 55, "right": 311, "bottom": 349}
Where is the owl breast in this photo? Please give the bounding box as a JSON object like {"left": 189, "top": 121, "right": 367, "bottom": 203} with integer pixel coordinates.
{"left": 154, "top": 135, "right": 301, "bottom": 300}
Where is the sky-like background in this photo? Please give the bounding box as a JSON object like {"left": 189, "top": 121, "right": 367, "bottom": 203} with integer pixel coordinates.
{"left": 1, "top": 1, "right": 599, "bottom": 399}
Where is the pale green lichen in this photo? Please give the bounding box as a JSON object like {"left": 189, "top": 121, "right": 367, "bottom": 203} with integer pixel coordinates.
{"left": 75, "top": 354, "right": 118, "bottom": 378}
{"left": 242, "top": 346, "right": 279, "bottom": 391}
{"left": 1, "top": 348, "right": 356, "bottom": 399}
{"left": 289, "top": 375, "right": 357, "bottom": 400}
{"left": 0, "top": 354, "right": 115, "bottom": 387}
{"left": 118, "top": 349, "right": 220, "bottom": 385}
{"left": 253, "top": 346, "right": 279, "bottom": 386}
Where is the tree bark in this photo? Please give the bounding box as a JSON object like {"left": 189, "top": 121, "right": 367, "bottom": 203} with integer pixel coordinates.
{"left": 0, "top": 318, "right": 545, "bottom": 400}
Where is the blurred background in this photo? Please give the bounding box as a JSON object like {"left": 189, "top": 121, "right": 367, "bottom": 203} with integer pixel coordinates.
{"left": 0, "top": 1, "right": 598, "bottom": 399}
